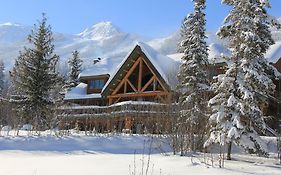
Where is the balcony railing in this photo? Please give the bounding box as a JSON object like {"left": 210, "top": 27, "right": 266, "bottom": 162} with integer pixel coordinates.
{"left": 58, "top": 101, "right": 179, "bottom": 119}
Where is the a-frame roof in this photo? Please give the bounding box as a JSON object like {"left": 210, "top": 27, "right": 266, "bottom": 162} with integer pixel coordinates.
{"left": 65, "top": 42, "right": 179, "bottom": 101}
{"left": 101, "top": 42, "right": 179, "bottom": 97}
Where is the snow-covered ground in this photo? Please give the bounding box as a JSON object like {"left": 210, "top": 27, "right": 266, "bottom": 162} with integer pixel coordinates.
{"left": 0, "top": 130, "right": 280, "bottom": 175}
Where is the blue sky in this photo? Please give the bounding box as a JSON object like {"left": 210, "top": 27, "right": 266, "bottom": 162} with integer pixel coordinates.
{"left": 0, "top": 0, "right": 280, "bottom": 38}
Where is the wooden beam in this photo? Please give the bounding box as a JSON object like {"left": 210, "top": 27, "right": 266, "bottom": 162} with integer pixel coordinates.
{"left": 127, "top": 79, "right": 138, "bottom": 92}
{"left": 124, "top": 81, "right": 127, "bottom": 93}
{"left": 153, "top": 79, "right": 156, "bottom": 91}
{"left": 115, "top": 97, "right": 122, "bottom": 104}
{"left": 112, "top": 77, "right": 126, "bottom": 95}
{"left": 108, "top": 98, "right": 113, "bottom": 105}
{"left": 124, "top": 116, "right": 132, "bottom": 130}
{"left": 108, "top": 91, "right": 170, "bottom": 99}
{"left": 138, "top": 59, "right": 143, "bottom": 91}
{"left": 112, "top": 57, "right": 142, "bottom": 95}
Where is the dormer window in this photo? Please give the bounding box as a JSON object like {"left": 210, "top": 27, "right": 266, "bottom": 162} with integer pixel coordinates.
{"left": 89, "top": 79, "right": 105, "bottom": 89}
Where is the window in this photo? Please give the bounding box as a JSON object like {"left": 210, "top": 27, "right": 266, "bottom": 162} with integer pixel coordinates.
{"left": 89, "top": 79, "right": 105, "bottom": 89}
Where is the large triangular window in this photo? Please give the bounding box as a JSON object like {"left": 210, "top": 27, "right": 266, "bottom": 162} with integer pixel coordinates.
{"left": 112, "top": 57, "right": 166, "bottom": 95}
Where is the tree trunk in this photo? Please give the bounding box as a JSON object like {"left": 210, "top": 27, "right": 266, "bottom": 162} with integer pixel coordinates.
{"left": 227, "top": 141, "right": 232, "bottom": 160}
{"left": 180, "top": 134, "right": 184, "bottom": 156}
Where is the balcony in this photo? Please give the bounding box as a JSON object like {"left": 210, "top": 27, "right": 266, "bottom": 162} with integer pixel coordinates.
{"left": 58, "top": 101, "right": 179, "bottom": 119}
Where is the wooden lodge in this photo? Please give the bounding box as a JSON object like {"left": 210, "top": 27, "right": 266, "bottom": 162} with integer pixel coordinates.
{"left": 61, "top": 42, "right": 281, "bottom": 133}
{"left": 62, "top": 42, "right": 179, "bottom": 133}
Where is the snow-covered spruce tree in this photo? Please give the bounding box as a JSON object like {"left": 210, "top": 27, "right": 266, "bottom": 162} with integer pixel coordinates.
{"left": 178, "top": 16, "right": 188, "bottom": 53}
{"left": 0, "top": 60, "right": 4, "bottom": 96}
{"left": 177, "top": 0, "right": 209, "bottom": 154}
{"left": 10, "top": 14, "right": 60, "bottom": 130}
{"left": 66, "top": 50, "right": 83, "bottom": 89}
{"left": 205, "top": 0, "right": 279, "bottom": 159}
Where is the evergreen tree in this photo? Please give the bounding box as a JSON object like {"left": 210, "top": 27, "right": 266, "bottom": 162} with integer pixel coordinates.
{"left": 10, "top": 14, "right": 59, "bottom": 130}
{"left": 178, "top": 16, "right": 188, "bottom": 53}
{"left": 66, "top": 50, "right": 83, "bottom": 88}
{"left": 0, "top": 60, "right": 4, "bottom": 96}
{"left": 177, "top": 0, "right": 209, "bottom": 154}
{"left": 205, "top": 0, "right": 279, "bottom": 158}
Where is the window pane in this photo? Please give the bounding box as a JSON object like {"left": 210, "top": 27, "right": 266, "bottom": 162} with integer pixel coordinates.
{"left": 99, "top": 80, "right": 104, "bottom": 88}
{"left": 89, "top": 80, "right": 104, "bottom": 89}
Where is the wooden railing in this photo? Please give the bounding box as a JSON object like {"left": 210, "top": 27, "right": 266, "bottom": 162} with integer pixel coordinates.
{"left": 58, "top": 101, "right": 179, "bottom": 119}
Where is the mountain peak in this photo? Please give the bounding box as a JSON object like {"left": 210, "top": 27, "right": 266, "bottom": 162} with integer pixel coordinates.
{"left": 0, "top": 22, "right": 21, "bottom": 27}
{"left": 78, "top": 21, "right": 121, "bottom": 40}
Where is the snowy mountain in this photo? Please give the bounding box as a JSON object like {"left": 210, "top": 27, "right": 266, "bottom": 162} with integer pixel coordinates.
{"left": 0, "top": 20, "right": 280, "bottom": 72}
{"left": 78, "top": 21, "right": 122, "bottom": 40}
{"left": 0, "top": 23, "right": 31, "bottom": 43}
{"left": 0, "top": 21, "right": 150, "bottom": 71}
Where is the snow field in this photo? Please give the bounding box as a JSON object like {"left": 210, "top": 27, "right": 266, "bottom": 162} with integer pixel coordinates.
{"left": 0, "top": 131, "right": 280, "bottom": 175}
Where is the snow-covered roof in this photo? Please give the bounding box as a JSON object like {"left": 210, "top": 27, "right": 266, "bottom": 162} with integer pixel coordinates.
{"left": 208, "top": 43, "right": 231, "bottom": 63}
{"left": 167, "top": 53, "right": 183, "bottom": 62}
{"left": 167, "top": 42, "right": 281, "bottom": 65}
{"left": 167, "top": 43, "right": 231, "bottom": 64}
{"left": 79, "top": 56, "right": 121, "bottom": 78}
{"left": 265, "top": 41, "right": 281, "bottom": 63}
{"left": 137, "top": 42, "right": 179, "bottom": 86}
{"left": 102, "top": 41, "right": 179, "bottom": 92}
{"left": 64, "top": 83, "right": 101, "bottom": 100}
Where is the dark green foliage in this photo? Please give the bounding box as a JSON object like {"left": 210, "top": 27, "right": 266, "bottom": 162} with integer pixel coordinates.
{"left": 67, "top": 50, "right": 83, "bottom": 88}
{"left": 10, "top": 14, "right": 60, "bottom": 129}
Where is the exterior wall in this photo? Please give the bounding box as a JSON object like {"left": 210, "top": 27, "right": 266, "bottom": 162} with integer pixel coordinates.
{"left": 266, "top": 99, "right": 281, "bottom": 133}
{"left": 60, "top": 115, "right": 174, "bottom": 134}
{"left": 207, "top": 62, "right": 226, "bottom": 80}
{"left": 59, "top": 101, "right": 178, "bottom": 133}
